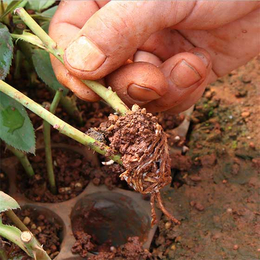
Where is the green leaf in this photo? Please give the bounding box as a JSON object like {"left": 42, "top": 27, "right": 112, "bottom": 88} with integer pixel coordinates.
{"left": 0, "top": 0, "right": 27, "bottom": 20}
{"left": 0, "top": 222, "right": 31, "bottom": 256}
{"left": 41, "top": 5, "right": 57, "bottom": 18}
{"left": 32, "top": 49, "right": 68, "bottom": 95}
{"left": 11, "top": 31, "right": 45, "bottom": 49}
{"left": 2, "top": 106, "right": 25, "bottom": 133}
{"left": 27, "top": 0, "right": 55, "bottom": 11}
{"left": 0, "top": 23, "right": 13, "bottom": 80}
{"left": 0, "top": 191, "right": 20, "bottom": 213}
{"left": 0, "top": 92, "right": 35, "bottom": 153}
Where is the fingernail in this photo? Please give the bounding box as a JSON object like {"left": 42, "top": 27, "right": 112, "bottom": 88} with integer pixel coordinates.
{"left": 170, "top": 60, "right": 201, "bottom": 88}
{"left": 127, "top": 84, "right": 161, "bottom": 101}
{"left": 193, "top": 52, "right": 209, "bottom": 67}
{"left": 65, "top": 36, "right": 106, "bottom": 72}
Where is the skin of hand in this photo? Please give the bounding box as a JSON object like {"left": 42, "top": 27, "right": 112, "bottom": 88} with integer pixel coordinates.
{"left": 49, "top": 0, "right": 260, "bottom": 113}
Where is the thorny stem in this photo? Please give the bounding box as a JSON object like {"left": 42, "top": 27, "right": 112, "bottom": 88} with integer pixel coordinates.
{"left": 17, "top": 40, "right": 83, "bottom": 123}
{"left": 15, "top": 7, "right": 129, "bottom": 115}
{"left": 6, "top": 145, "right": 34, "bottom": 177}
{"left": 43, "top": 90, "right": 63, "bottom": 194}
{"left": 21, "top": 231, "right": 51, "bottom": 260}
{"left": 0, "top": 80, "right": 122, "bottom": 164}
{"left": 5, "top": 210, "right": 29, "bottom": 232}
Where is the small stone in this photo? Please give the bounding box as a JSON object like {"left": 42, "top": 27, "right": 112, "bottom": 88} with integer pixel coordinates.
{"left": 171, "top": 244, "right": 176, "bottom": 250}
{"left": 75, "top": 182, "right": 83, "bottom": 191}
{"left": 195, "top": 202, "right": 204, "bottom": 211}
{"left": 182, "top": 146, "right": 189, "bottom": 154}
{"left": 31, "top": 224, "right": 36, "bottom": 230}
{"left": 190, "top": 201, "right": 196, "bottom": 207}
{"left": 23, "top": 217, "right": 31, "bottom": 225}
{"left": 249, "top": 142, "right": 255, "bottom": 150}
{"left": 222, "top": 180, "right": 227, "bottom": 184}
{"left": 50, "top": 244, "right": 57, "bottom": 252}
{"left": 233, "top": 245, "right": 239, "bottom": 250}
{"left": 37, "top": 215, "right": 45, "bottom": 221}
{"left": 227, "top": 208, "right": 233, "bottom": 213}
{"left": 241, "top": 111, "right": 250, "bottom": 118}
{"left": 110, "top": 246, "right": 117, "bottom": 253}
{"left": 58, "top": 187, "right": 71, "bottom": 194}
{"left": 205, "top": 91, "right": 212, "bottom": 99}
{"left": 37, "top": 226, "right": 42, "bottom": 232}
{"left": 165, "top": 222, "right": 171, "bottom": 229}
{"left": 189, "top": 175, "right": 202, "bottom": 182}
{"left": 0, "top": 173, "right": 5, "bottom": 178}
{"left": 174, "top": 136, "right": 181, "bottom": 141}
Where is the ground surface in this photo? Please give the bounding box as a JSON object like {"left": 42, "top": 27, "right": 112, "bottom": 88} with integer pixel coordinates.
{"left": 0, "top": 54, "right": 259, "bottom": 259}
{"left": 151, "top": 56, "right": 260, "bottom": 260}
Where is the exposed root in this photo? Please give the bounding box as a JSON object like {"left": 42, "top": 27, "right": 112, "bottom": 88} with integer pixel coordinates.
{"left": 155, "top": 192, "right": 181, "bottom": 225}
{"left": 98, "top": 104, "right": 180, "bottom": 225}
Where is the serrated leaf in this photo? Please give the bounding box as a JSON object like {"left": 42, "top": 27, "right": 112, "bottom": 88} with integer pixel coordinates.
{"left": 11, "top": 31, "right": 45, "bottom": 49}
{"left": 32, "top": 49, "right": 68, "bottom": 95}
{"left": 0, "top": 23, "right": 13, "bottom": 80}
{"left": 27, "top": 0, "right": 55, "bottom": 11}
{"left": 0, "top": 222, "right": 31, "bottom": 256}
{"left": 0, "top": 0, "right": 27, "bottom": 20}
{"left": 0, "top": 191, "right": 20, "bottom": 213}
{"left": 0, "top": 92, "right": 35, "bottom": 153}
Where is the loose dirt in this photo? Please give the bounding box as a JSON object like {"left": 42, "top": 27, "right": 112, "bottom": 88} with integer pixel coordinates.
{"left": 2, "top": 207, "right": 62, "bottom": 259}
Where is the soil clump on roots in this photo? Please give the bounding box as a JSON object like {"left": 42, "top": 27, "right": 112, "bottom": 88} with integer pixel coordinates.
{"left": 98, "top": 105, "right": 180, "bottom": 225}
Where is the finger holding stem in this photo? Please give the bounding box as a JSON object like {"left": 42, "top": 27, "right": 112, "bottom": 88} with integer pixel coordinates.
{"left": 14, "top": 7, "right": 129, "bottom": 115}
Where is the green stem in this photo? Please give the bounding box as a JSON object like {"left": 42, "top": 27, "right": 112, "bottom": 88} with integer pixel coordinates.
{"left": 5, "top": 210, "right": 29, "bottom": 232}
{"left": 0, "top": 222, "right": 29, "bottom": 256}
{"left": 14, "top": 50, "right": 22, "bottom": 79}
{"left": 6, "top": 145, "right": 34, "bottom": 177}
{"left": 43, "top": 90, "right": 62, "bottom": 194}
{"left": 21, "top": 231, "right": 51, "bottom": 260}
{"left": 0, "top": 238, "right": 8, "bottom": 260}
{"left": 14, "top": 7, "right": 129, "bottom": 115}
{"left": 0, "top": 0, "right": 4, "bottom": 18}
{"left": 0, "top": 80, "right": 122, "bottom": 164}
{"left": 60, "top": 94, "right": 83, "bottom": 125}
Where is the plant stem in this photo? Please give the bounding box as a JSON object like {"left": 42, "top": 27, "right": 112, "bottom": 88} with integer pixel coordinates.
{"left": 14, "top": 50, "right": 22, "bottom": 79}
{"left": 53, "top": 91, "right": 83, "bottom": 125}
{"left": 6, "top": 145, "right": 34, "bottom": 177}
{"left": 5, "top": 210, "right": 29, "bottom": 232}
{"left": 0, "top": 222, "right": 29, "bottom": 256}
{"left": 0, "top": 80, "right": 122, "bottom": 164}
{"left": 0, "top": 238, "right": 8, "bottom": 260}
{"left": 43, "top": 90, "right": 62, "bottom": 194}
{"left": 21, "top": 231, "right": 51, "bottom": 260}
{"left": 14, "top": 7, "right": 129, "bottom": 115}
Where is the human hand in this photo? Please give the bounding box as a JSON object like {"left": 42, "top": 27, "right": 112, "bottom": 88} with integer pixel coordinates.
{"left": 49, "top": 1, "right": 260, "bottom": 113}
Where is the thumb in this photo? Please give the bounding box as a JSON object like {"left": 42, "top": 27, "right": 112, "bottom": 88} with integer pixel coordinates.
{"left": 63, "top": 1, "right": 194, "bottom": 80}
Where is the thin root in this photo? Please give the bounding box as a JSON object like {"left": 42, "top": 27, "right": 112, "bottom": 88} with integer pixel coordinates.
{"left": 155, "top": 192, "right": 181, "bottom": 225}
{"left": 150, "top": 193, "right": 157, "bottom": 226}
